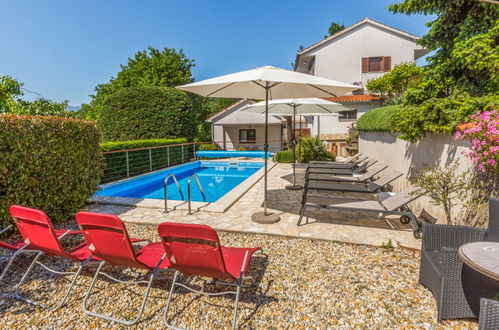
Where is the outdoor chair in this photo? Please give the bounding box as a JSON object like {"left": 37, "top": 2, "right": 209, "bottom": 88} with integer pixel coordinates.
{"left": 9, "top": 205, "right": 98, "bottom": 309}
{"left": 419, "top": 197, "right": 499, "bottom": 322}
{"left": 479, "top": 298, "right": 499, "bottom": 330}
{"left": 309, "top": 154, "right": 367, "bottom": 169}
{"left": 307, "top": 158, "right": 375, "bottom": 171}
{"left": 306, "top": 159, "right": 375, "bottom": 176}
{"left": 303, "top": 171, "right": 402, "bottom": 195}
{"left": 158, "top": 222, "right": 262, "bottom": 330}
{"left": 309, "top": 153, "right": 362, "bottom": 165}
{"left": 76, "top": 212, "right": 171, "bottom": 326}
{"left": 306, "top": 164, "right": 388, "bottom": 184}
{"left": 298, "top": 186, "right": 422, "bottom": 237}
{"left": 0, "top": 220, "right": 81, "bottom": 283}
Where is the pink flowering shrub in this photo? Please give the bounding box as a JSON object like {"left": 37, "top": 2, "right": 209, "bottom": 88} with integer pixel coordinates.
{"left": 455, "top": 109, "right": 498, "bottom": 172}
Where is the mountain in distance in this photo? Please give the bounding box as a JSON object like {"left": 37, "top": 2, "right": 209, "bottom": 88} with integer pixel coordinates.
{"left": 65, "top": 105, "right": 82, "bottom": 112}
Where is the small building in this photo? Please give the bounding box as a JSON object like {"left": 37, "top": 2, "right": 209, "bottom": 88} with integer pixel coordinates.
{"left": 206, "top": 99, "right": 284, "bottom": 152}
{"left": 294, "top": 17, "right": 429, "bottom": 137}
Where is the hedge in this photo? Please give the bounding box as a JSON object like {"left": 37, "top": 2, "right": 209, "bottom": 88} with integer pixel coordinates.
{"left": 100, "top": 138, "right": 193, "bottom": 182}
{"left": 98, "top": 86, "right": 201, "bottom": 142}
{"left": 100, "top": 138, "right": 187, "bottom": 152}
{"left": 0, "top": 114, "right": 102, "bottom": 227}
{"left": 274, "top": 150, "right": 295, "bottom": 163}
{"left": 356, "top": 105, "right": 400, "bottom": 132}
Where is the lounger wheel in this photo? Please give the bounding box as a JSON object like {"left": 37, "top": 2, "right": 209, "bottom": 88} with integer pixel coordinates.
{"left": 413, "top": 228, "right": 422, "bottom": 239}
{"left": 400, "top": 215, "right": 411, "bottom": 225}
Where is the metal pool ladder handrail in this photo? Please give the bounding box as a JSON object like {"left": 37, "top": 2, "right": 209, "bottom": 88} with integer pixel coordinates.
{"left": 187, "top": 174, "right": 206, "bottom": 214}
{"left": 164, "top": 174, "right": 184, "bottom": 212}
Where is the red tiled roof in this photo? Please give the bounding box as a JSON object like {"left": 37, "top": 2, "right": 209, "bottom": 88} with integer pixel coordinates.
{"left": 324, "top": 95, "right": 381, "bottom": 103}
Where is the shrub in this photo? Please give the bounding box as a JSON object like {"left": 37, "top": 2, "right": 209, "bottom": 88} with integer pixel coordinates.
{"left": 299, "top": 137, "right": 335, "bottom": 163}
{"left": 236, "top": 147, "right": 248, "bottom": 151}
{"left": 356, "top": 105, "right": 400, "bottom": 132}
{"left": 98, "top": 86, "right": 201, "bottom": 142}
{"left": 198, "top": 143, "right": 218, "bottom": 151}
{"left": 100, "top": 138, "right": 187, "bottom": 152}
{"left": 0, "top": 114, "right": 102, "bottom": 226}
{"left": 100, "top": 138, "right": 191, "bottom": 182}
{"left": 274, "top": 150, "right": 294, "bottom": 163}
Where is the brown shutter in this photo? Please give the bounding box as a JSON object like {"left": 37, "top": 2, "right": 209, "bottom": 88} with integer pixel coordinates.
{"left": 382, "top": 56, "right": 391, "bottom": 72}
{"left": 361, "top": 58, "right": 368, "bottom": 73}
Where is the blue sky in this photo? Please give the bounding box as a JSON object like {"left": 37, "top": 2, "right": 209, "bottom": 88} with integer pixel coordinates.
{"left": 0, "top": 0, "right": 432, "bottom": 105}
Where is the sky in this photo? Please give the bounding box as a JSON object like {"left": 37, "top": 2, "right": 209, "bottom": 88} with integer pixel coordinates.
{"left": 0, "top": 0, "right": 432, "bottom": 106}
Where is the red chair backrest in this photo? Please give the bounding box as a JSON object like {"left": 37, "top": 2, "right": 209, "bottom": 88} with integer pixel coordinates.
{"left": 9, "top": 205, "right": 66, "bottom": 257}
{"left": 75, "top": 212, "right": 149, "bottom": 270}
{"left": 157, "top": 222, "right": 232, "bottom": 280}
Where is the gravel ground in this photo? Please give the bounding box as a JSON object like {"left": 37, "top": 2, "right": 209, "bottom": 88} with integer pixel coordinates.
{"left": 0, "top": 222, "right": 477, "bottom": 329}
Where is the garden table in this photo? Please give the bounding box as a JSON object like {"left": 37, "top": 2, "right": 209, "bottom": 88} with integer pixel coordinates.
{"left": 459, "top": 242, "right": 499, "bottom": 282}
{"left": 458, "top": 241, "right": 499, "bottom": 319}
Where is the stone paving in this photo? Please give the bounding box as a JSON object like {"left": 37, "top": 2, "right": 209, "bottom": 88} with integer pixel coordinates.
{"left": 88, "top": 163, "right": 421, "bottom": 249}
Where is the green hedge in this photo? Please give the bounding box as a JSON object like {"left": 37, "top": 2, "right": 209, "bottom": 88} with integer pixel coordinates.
{"left": 274, "top": 150, "right": 295, "bottom": 163}
{"left": 356, "top": 105, "right": 400, "bottom": 132}
{"left": 100, "top": 138, "right": 193, "bottom": 182}
{"left": 198, "top": 143, "right": 218, "bottom": 151}
{"left": 98, "top": 86, "right": 201, "bottom": 142}
{"left": 100, "top": 138, "right": 187, "bottom": 152}
{"left": 0, "top": 114, "right": 102, "bottom": 226}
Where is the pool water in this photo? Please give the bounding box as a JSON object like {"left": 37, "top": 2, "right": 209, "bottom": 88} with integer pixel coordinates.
{"left": 95, "top": 161, "right": 263, "bottom": 202}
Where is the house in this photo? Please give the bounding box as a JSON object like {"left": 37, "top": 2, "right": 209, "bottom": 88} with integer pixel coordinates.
{"left": 294, "top": 17, "right": 429, "bottom": 138}
{"left": 206, "top": 99, "right": 284, "bottom": 152}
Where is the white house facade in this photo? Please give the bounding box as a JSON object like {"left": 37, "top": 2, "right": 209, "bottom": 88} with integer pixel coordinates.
{"left": 294, "top": 17, "right": 428, "bottom": 137}
{"left": 206, "top": 99, "right": 284, "bottom": 152}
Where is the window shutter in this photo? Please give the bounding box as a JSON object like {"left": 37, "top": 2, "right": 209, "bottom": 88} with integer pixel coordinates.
{"left": 361, "top": 58, "right": 368, "bottom": 73}
{"left": 382, "top": 56, "right": 391, "bottom": 72}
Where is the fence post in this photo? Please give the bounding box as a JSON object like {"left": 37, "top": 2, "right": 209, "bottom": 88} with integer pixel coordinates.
{"left": 149, "top": 148, "right": 152, "bottom": 172}
{"left": 167, "top": 146, "right": 170, "bottom": 167}
{"left": 125, "top": 151, "right": 130, "bottom": 177}
{"left": 193, "top": 142, "right": 196, "bottom": 160}
{"left": 181, "top": 145, "right": 184, "bottom": 163}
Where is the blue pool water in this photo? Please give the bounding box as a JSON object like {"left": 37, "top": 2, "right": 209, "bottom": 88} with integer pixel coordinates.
{"left": 95, "top": 161, "right": 264, "bottom": 202}
{"left": 196, "top": 151, "right": 272, "bottom": 159}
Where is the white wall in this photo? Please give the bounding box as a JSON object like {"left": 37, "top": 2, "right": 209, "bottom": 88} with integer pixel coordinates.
{"left": 212, "top": 124, "right": 282, "bottom": 152}
{"left": 306, "top": 23, "right": 420, "bottom": 87}
{"left": 359, "top": 132, "right": 473, "bottom": 223}
{"left": 311, "top": 103, "right": 379, "bottom": 136}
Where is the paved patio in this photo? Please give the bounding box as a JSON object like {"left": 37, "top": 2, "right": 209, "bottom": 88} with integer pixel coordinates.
{"left": 88, "top": 163, "right": 421, "bottom": 249}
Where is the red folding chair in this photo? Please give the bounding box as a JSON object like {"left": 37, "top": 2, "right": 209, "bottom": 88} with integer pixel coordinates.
{"left": 9, "top": 205, "right": 97, "bottom": 309}
{"left": 76, "top": 212, "right": 171, "bottom": 326}
{"left": 0, "top": 221, "right": 80, "bottom": 283}
{"left": 157, "top": 222, "right": 262, "bottom": 330}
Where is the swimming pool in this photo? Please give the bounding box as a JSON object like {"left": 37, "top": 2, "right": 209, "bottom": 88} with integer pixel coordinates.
{"left": 95, "top": 161, "right": 264, "bottom": 203}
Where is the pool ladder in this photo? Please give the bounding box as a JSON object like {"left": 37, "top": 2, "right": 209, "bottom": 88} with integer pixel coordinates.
{"left": 163, "top": 173, "right": 206, "bottom": 214}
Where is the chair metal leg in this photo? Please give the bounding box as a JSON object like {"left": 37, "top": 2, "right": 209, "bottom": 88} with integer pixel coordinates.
{"left": 15, "top": 252, "right": 91, "bottom": 310}
{"left": 231, "top": 283, "right": 242, "bottom": 330}
{"left": 297, "top": 205, "right": 307, "bottom": 226}
{"left": 163, "top": 270, "right": 181, "bottom": 329}
{"left": 0, "top": 246, "right": 31, "bottom": 283}
{"left": 83, "top": 261, "right": 159, "bottom": 326}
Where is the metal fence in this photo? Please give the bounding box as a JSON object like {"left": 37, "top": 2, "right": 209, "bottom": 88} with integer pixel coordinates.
{"left": 102, "top": 142, "right": 201, "bottom": 183}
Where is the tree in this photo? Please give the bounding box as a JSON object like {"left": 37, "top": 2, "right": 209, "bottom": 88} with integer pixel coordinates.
{"left": 16, "top": 98, "right": 69, "bottom": 116}
{"left": 389, "top": 0, "right": 499, "bottom": 102}
{"left": 366, "top": 62, "right": 424, "bottom": 104}
{"left": 325, "top": 22, "right": 345, "bottom": 38}
{"left": 89, "top": 47, "right": 195, "bottom": 120}
{"left": 0, "top": 75, "right": 23, "bottom": 113}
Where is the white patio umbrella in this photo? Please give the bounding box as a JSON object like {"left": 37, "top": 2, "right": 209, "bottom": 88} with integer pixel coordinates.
{"left": 177, "top": 66, "right": 358, "bottom": 223}
{"left": 242, "top": 98, "right": 352, "bottom": 190}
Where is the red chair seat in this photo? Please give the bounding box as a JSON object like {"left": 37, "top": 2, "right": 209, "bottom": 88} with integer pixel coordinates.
{"left": 0, "top": 229, "right": 80, "bottom": 251}
{"left": 136, "top": 242, "right": 171, "bottom": 269}
{"left": 221, "top": 247, "right": 261, "bottom": 279}
{"left": 67, "top": 242, "right": 100, "bottom": 262}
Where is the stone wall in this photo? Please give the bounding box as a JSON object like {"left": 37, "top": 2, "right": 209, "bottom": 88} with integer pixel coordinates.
{"left": 359, "top": 132, "right": 473, "bottom": 224}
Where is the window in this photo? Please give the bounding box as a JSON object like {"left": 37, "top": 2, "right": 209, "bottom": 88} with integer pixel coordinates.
{"left": 338, "top": 110, "right": 357, "bottom": 121}
{"left": 239, "top": 129, "right": 256, "bottom": 143}
{"left": 369, "top": 57, "right": 382, "bottom": 72}
{"left": 362, "top": 56, "right": 391, "bottom": 73}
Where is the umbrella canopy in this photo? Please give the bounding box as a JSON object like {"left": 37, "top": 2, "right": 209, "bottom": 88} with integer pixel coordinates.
{"left": 177, "top": 66, "right": 358, "bottom": 99}
{"left": 177, "top": 66, "right": 358, "bottom": 221}
{"left": 241, "top": 98, "right": 351, "bottom": 115}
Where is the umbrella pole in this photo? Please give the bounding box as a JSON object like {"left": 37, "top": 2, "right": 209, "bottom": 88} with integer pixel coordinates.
{"left": 251, "top": 83, "right": 280, "bottom": 224}
{"left": 285, "top": 105, "right": 303, "bottom": 190}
